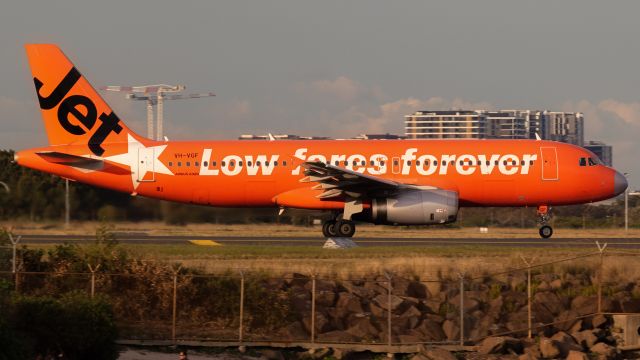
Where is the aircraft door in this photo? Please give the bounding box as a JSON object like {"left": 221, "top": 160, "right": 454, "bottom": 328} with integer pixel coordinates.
{"left": 392, "top": 157, "right": 401, "bottom": 175}
{"left": 137, "top": 147, "right": 155, "bottom": 182}
{"left": 540, "top": 147, "right": 558, "bottom": 181}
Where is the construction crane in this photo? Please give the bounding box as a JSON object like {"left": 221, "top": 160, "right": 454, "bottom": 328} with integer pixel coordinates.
{"left": 100, "top": 84, "right": 215, "bottom": 140}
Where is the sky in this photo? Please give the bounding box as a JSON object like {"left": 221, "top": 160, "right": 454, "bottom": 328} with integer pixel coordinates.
{"left": 1, "top": 1, "right": 640, "bottom": 185}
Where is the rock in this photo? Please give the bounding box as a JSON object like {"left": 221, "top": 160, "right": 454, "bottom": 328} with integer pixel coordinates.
{"left": 398, "top": 334, "right": 422, "bottom": 343}
{"left": 345, "top": 317, "right": 380, "bottom": 339}
{"left": 571, "top": 295, "right": 597, "bottom": 315}
{"left": 423, "top": 299, "right": 442, "bottom": 313}
{"left": 537, "top": 281, "right": 551, "bottom": 291}
{"left": 408, "top": 281, "right": 430, "bottom": 299}
{"left": 335, "top": 292, "right": 364, "bottom": 314}
{"left": 282, "top": 321, "right": 309, "bottom": 341}
{"left": 539, "top": 338, "right": 560, "bottom": 359}
{"left": 566, "top": 350, "right": 589, "bottom": 360}
{"left": 572, "top": 329, "right": 598, "bottom": 349}
{"left": 425, "top": 282, "right": 442, "bottom": 298}
{"left": 409, "top": 354, "right": 429, "bottom": 360}
{"left": 551, "top": 331, "right": 582, "bottom": 357}
{"left": 556, "top": 310, "right": 581, "bottom": 332}
{"left": 620, "top": 299, "right": 640, "bottom": 313}
{"left": 413, "top": 319, "right": 445, "bottom": 341}
{"left": 287, "top": 273, "right": 310, "bottom": 288}
{"left": 442, "top": 319, "right": 460, "bottom": 341}
{"left": 259, "top": 349, "right": 285, "bottom": 360}
{"left": 522, "top": 341, "right": 541, "bottom": 359}
{"left": 590, "top": 342, "right": 615, "bottom": 358}
{"left": 317, "top": 330, "right": 358, "bottom": 342}
{"left": 533, "top": 291, "right": 564, "bottom": 315}
{"left": 423, "top": 347, "right": 456, "bottom": 360}
{"left": 550, "top": 279, "right": 563, "bottom": 290}
{"left": 373, "top": 294, "right": 404, "bottom": 312}
{"left": 592, "top": 314, "right": 609, "bottom": 329}
{"left": 478, "top": 336, "right": 522, "bottom": 355}
{"left": 448, "top": 295, "right": 480, "bottom": 313}
{"left": 316, "top": 290, "right": 337, "bottom": 307}
{"left": 369, "top": 303, "right": 386, "bottom": 318}
{"left": 303, "top": 312, "right": 330, "bottom": 334}
{"left": 400, "top": 305, "right": 422, "bottom": 319}
{"left": 340, "top": 282, "right": 375, "bottom": 299}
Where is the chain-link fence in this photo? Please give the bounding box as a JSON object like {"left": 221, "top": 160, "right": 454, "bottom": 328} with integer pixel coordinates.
{"left": 1, "top": 243, "right": 640, "bottom": 348}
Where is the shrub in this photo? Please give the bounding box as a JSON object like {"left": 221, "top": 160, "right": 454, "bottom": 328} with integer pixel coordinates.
{"left": 9, "top": 291, "right": 118, "bottom": 360}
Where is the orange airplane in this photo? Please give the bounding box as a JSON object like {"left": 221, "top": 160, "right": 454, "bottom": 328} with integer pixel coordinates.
{"left": 15, "top": 44, "right": 628, "bottom": 239}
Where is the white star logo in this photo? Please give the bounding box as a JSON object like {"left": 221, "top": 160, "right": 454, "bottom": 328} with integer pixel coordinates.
{"left": 105, "top": 134, "right": 173, "bottom": 192}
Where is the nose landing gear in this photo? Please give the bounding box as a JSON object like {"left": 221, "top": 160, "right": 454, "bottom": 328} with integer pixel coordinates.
{"left": 537, "top": 205, "right": 553, "bottom": 239}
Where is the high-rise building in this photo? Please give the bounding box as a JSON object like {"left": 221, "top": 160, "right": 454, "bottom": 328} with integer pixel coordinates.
{"left": 404, "top": 110, "right": 490, "bottom": 139}
{"left": 405, "top": 109, "right": 584, "bottom": 145}
{"left": 584, "top": 140, "right": 613, "bottom": 166}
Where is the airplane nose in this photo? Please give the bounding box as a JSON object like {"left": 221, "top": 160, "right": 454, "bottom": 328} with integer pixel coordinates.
{"left": 614, "top": 171, "right": 628, "bottom": 196}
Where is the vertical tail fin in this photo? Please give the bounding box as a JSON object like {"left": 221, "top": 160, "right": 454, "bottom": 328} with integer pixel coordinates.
{"left": 25, "top": 44, "right": 144, "bottom": 156}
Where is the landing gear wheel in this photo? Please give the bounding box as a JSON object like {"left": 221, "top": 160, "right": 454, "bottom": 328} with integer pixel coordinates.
{"left": 322, "top": 221, "right": 338, "bottom": 238}
{"left": 336, "top": 220, "right": 356, "bottom": 238}
{"left": 539, "top": 225, "right": 553, "bottom": 239}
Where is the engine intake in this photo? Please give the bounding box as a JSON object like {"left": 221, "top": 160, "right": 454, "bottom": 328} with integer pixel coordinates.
{"left": 358, "top": 189, "right": 458, "bottom": 225}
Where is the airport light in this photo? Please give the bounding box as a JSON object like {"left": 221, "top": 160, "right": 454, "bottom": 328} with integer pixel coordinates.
{"left": 100, "top": 84, "right": 215, "bottom": 140}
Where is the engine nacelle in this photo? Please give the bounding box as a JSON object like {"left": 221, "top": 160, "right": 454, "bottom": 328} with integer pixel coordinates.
{"left": 357, "top": 189, "right": 458, "bottom": 225}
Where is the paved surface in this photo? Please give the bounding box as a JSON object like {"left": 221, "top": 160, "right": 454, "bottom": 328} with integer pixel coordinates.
{"left": 15, "top": 233, "right": 640, "bottom": 248}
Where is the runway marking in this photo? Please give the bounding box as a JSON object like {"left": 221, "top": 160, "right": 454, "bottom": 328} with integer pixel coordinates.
{"left": 189, "top": 240, "right": 222, "bottom": 246}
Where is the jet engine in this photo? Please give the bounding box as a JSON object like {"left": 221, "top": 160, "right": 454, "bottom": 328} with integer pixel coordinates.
{"left": 356, "top": 189, "right": 458, "bottom": 225}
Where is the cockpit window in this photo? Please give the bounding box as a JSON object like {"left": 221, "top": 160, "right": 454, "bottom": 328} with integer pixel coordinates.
{"left": 588, "top": 157, "right": 597, "bottom": 166}
{"left": 579, "top": 157, "right": 587, "bottom": 167}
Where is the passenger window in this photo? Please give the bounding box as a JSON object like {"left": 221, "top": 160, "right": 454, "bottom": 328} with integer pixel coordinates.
{"left": 186, "top": 162, "right": 190, "bottom": 167}
{"left": 529, "top": 160, "right": 534, "bottom": 166}
{"left": 394, "top": 160, "right": 399, "bottom": 166}
{"left": 212, "top": 161, "right": 217, "bottom": 166}
{"left": 494, "top": 161, "right": 499, "bottom": 165}
{"left": 381, "top": 161, "right": 385, "bottom": 166}
{"left": 274, "top": 161, "right": 278, "bottom": 166}
{"left": 416, "top": 160, "right": 421, "bottom": 166}
{"left": 265, "top": 161, "right": 269, "bottom": 166}
{"left": 230, "top": 161, "right": 235, "bottom": 166}
{"left": 195, "top": 161, "right": 199, "bottom": 167}
{"left": 370, "top": 160, "right": 375, "bottom": 166}
{"left": 169, "top": 162, "right": 173, "bottom": 166}
{"left": 433, "top": 160, "right": 437, "bottom": 166}
{"left": 512, "top": 160, "right": 516, "bottom": 166}
{"left": 283, "top": 161, "right": 287, "bottom": 166}
{"left": 335, "top": 161, "right": 339, "bottom": 166}
{"left": 407, "top": 161, "right": 411, "bottom": 166}
{"left": 222, "top": 161, "right": 226, "bottom": 166}
{"left": 247, "top": 161, "right": 252, "bottom": 166}
{"left": 442, "top": 160, "right": 447, "bottom": 166}
{"left": 344, "top": 161, "right": 349, "bottom": 166}
{"left": 203, "top": 161, "right": 208, "bottom": 167}
{"left": 239, "top": 161, "right": 243, "bottom": 166}
{"left": 579, "top": 158, "right": 586, "bottom": 166}
{"left": 257, "top": 161, "right": 261, "bottom": 166}
{"left": 353, "top": 161, "right": 357, "bottom": 166}
{"left": 178, "top": 162, "right": 182, "bottom": 167}
{"left": 361, "top": 160, "right": 366, "bottom": 166}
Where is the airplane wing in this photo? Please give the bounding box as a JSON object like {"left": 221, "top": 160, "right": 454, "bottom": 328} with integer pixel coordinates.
{"left": 301, "top": 161, "right": 435, "bottom": 199}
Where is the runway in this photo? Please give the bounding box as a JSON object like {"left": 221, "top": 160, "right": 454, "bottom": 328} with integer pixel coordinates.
{"left": 16, "top": 233, "right": 640, "bottom": 249}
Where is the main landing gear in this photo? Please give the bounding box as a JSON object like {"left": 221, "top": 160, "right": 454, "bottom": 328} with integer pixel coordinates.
{"left": 537, "top": 205, "right": 553, "bottom": 239}
{"left": 322, "top": 219, "right": 356, "bottom": 238}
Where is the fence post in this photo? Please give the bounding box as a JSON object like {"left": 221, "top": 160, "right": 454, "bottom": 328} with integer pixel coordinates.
{"left": 9, "top": 233, "right": 21, "bottom": 292}
{"left": 384, "top": 272, "right": 392, "bottom": 347}
{"left": 311, "top": 273, "right": 316, "bottom": 344}
{"left": 521, "top": 256, "right": 534, "bottom": 339}
{"left": 87, "top": 263, "right": 101, "bottom": 299}
{"left": 239, "top": 270, "right": 245, "bottom": 345}
{"left": 596, "top": 242, "right": 607, "bottom": 313}
{"left": 171, "top": 265, "right": 181, "bottom": 345}
{"left": 459, "top": 272, "right": 465, "bottom": 346}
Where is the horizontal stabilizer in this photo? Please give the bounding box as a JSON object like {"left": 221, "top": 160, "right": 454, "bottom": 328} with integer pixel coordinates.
{"left": 36, "top": 151, "right": 130, "bottom": 174}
